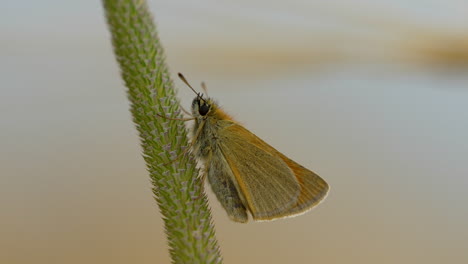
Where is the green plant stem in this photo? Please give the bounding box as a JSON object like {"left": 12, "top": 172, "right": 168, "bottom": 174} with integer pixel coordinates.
{"left": 102, "top": 1, "right": 222, "bottom": 263}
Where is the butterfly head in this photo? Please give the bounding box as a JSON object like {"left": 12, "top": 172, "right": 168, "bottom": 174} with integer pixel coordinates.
{"left": 191, "top": 95, "right": 213, "bottom": 117}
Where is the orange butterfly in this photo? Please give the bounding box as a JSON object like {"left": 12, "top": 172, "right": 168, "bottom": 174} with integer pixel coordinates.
{"left": 163, "top": 73, "right": 329, "bottom": 222}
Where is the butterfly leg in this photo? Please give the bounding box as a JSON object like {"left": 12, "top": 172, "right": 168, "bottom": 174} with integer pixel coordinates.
{"left": 156, "top": 113, "right": 195, "bottom": 121}
{"left": 161, "top": 120, "right": 205, "bottom": 166}
{"left": 179, "top": 105, "right": 193, "bottom": 116}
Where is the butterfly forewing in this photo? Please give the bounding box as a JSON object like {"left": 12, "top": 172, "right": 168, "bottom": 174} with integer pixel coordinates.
{"left": 217, "top": 122, "right": 328, "bottom": 220}
{"left": 277, "top": 154, "right": 329, "bottom": 216}
{"left": 217, "top": 122, "right": 302, "bottom": 220}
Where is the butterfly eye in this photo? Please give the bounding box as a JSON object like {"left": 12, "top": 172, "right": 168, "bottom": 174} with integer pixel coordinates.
{"left": 199, "top": 104, "right": 210, "bottom": 116}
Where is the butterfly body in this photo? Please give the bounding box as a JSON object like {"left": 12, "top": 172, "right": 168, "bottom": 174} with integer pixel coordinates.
{"left": 190, "top": 96, "right": 329, "bottom": 223}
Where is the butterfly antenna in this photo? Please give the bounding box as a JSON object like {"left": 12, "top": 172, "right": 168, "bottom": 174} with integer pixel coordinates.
{"left": 201, "top": 81, "right": 209, "bottom": 96}
{"left": 178, "top": 73, "right": 202, "bottom": 99}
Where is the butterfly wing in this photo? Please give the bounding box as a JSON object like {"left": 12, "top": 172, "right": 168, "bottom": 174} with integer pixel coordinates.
{"left": 276, "top": 153, "right": 329, "bottom": 217}
{"left": 217, "top": 122, "right": 328, "bottom": 221}
{"left": 217, "top": 123, "right": 300, "bottom": 220}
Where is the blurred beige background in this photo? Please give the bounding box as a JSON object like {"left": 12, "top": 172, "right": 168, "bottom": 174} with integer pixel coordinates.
{"left": 1, "top": 1, "right": 468, "bottom": 263}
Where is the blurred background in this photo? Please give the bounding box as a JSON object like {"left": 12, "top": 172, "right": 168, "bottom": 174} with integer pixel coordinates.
{"left": 1, "top": 0, "right": 468, "bottom": 263}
